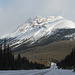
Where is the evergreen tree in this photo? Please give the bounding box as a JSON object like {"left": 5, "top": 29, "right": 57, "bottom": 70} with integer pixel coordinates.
{"left": 0, "top": 39, "right": 45, "bottom": 70}
{"left": 0, "top": 44, "right": 2, "bottom": 69}
{"left": 3, "top": 39, "right": 7, "bottom": 69}
{"left": 16, "top": 53, "right": 22, "bottom": 69}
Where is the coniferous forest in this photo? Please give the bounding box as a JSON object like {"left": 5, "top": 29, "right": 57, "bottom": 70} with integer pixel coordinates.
{"left": 57, "top": 48, "right": 75, "bottom": 70}
{"left": 0, "top": 39, "right": 45, "bottom": 70}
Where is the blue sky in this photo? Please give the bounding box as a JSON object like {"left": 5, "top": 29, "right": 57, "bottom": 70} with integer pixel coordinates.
{"left": 0, "top": 0, "right": 75, "bottom": 36}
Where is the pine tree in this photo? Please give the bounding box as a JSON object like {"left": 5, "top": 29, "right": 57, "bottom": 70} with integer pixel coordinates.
{"left": 17, "top": 53, "right": 22, "bottom": 69}
{"left": 2, "top": 39, "right": 7, "bottom": 69}
{"left": 0, "top": 44, "right": 2, "bottom": 69}
{"left": 0, "top": 39, "right": 45, "bottom": 70}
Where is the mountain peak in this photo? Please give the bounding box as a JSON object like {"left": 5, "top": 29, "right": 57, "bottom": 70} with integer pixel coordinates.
{"left": 26, "top": 16, "right": 64, "bottom": 25}
{"left": 34, "top": 16, "right": 43, "bottom": 20}
{"left": 0, "top": 16, "right": 75, "bottom": 47}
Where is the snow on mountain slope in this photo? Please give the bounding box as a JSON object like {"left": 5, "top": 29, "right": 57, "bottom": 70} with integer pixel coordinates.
{"left": 1, "top": 16, "right": 75, "bottom": 46}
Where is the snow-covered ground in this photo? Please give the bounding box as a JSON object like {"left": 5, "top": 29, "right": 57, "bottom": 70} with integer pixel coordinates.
{"left": 0, "top": 69, "right": 74, "bottom": 75}
{"left": 0, "top": 62, "right": 75, "bottom": 75}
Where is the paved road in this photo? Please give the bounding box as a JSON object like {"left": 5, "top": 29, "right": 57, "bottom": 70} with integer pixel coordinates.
{"left": 33, "top": 70, "right": 51, "bottom": 75}
{"left": 0, "top": 69, "right": 51, "bottom": 75}
{"left": 0, "top": 69, "right": 74, "bottom": 75}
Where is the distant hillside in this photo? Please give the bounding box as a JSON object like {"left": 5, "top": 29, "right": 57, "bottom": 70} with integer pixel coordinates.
{"left": 57, "top": 48, "right": 75, "bottom": 69}
{"left": 14, "top": 40, "right": 75, "bottom": 66}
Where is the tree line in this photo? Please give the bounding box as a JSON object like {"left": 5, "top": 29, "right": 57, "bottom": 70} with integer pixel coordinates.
{"left": 57, "top": 48, "right": 75, "bottom": 71}
{"left": 0, "top": 39, "right": 45, "bottom": 70}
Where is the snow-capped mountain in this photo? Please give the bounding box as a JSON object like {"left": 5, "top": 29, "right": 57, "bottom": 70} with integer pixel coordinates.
{"left": 0, "top": 16, "right": 75, "bottom": 50}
